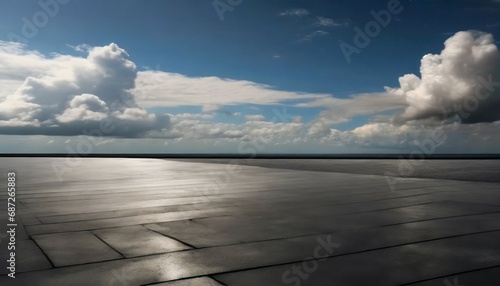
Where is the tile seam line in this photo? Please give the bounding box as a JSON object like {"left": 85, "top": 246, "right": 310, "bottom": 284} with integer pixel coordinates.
{"left": 91, "top": 231, "right": 127, "bottom": 258}
{"left": 30, "top": 237, "right": 56, "bottom": 268}
{"left": 398, "top": 264, "right": 500, "bottom": 285}
{"left": 379, "top": 210, "right": 500, "bottom": 227}
{"left": 143, "top": 227, "right": 198, "bottom": 249}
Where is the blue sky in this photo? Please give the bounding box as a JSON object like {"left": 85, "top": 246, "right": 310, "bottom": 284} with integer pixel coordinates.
{"left": 0, "top": 0, "right": 500, "bottom": 153}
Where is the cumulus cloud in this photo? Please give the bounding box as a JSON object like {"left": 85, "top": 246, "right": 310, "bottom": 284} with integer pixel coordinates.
{"left": 56, "top": 94, "right": 108, "bottom": 123}
{"left": 0, "top": 42, "right": 170, "bottom": 137}
{"left": 332, "top": 31, "right": 500, "bottom": 151}
{"left": 304, "top": 31, "right": 500, "bottom": 147}
{"left": 389, "top": 31, "right": 500, "bottom": 124}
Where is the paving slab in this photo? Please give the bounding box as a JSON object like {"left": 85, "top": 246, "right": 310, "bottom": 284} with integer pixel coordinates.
{"left": 19, "top": 213, "right": 42, "bottom": 226}
{"left": 93, "top": 225, "right": 192, "bottom": 257}
{"left": 32, "top": 231, "right": 123, "bottom": 267}
{"left": 0, "top": 240, "right": 52, "bottom": 275}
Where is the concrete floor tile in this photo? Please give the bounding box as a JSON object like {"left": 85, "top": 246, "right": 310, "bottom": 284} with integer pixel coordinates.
{"left": 93, "top": 225, "right": 192, "bottom": 257}
{"left": 32, "top": 231, "right": 123, "bottom": 267}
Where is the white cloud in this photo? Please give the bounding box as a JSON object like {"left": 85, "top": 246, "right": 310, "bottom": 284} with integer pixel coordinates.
{"left": 348, "top": 123, "right": 418, "bottom": 148}
{"left": 67, "top": 44, "right": 92, "bottom": 53}
{"left": 301, "top": 92, "right": 407, "bottom": 116}
{"left": 57, "top": 94, "right": 108, "bottom": 123}
{"left": 133, "top": 71, "right": 328, "bottom": 107}
{"left": 302, "top": 92, "right": 408, "bottom": 135}
{"left": 169, "top": 113, "right": 215, "bottom": 121}
{"left": 279, "top": 9, "right": 310, "bottom": 17}
{"left": 389, "top": 31, "right": 500, "bottom": 124}
{"left": 317, "top": 120, "right": 500, "bottom": 153}
{"left": 245, "top": 114, "right": 265, "bottom": 122}
{"left": 202, "top": 104, "right": 221, "bottom": 113}
{"left": 0, "top": 42, "right": 170, "bottom": 137}
{"left": 303, "top": 31, "right": 500, "bottom": 149}
{"left": 314, "top": 17, "right": 343, "bottom": 27}
{"left": 299, "top": 30, "right": 329, "bottom": 42}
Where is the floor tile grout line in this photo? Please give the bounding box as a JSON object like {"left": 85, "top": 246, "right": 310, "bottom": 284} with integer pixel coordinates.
{"left": 30, "top": 237, "right": 56, "bottom": 268}
{"left": 144, "top": 226, "right": 199, "bottom": 249}
{"left": 398, "top": 264, "right": 500, "bottom": 285}
{"left": 379, "top": 210, "right": 500, "bottom": 227}
{"left": 210, "top": 276, "right": 228, "bottom": 286}
{"left": 139, "top": 275, "right": 228, "bottom": 286}
{"left": 36, "top": 206, "right": 233, "bottom": 224}
{"left": 91, "top": 231, "right": 127, "bottom": 259}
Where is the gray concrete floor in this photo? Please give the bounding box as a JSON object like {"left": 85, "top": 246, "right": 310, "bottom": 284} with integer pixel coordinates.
{"left": 0, "top": 158, "right": 499, "bottom": 285}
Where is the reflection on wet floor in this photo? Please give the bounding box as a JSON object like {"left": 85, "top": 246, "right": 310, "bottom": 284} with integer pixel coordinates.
{"left": 0, "top": 158, "right": 499, "bottom": 285}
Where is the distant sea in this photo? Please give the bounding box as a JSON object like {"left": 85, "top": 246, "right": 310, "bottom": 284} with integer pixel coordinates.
{"left": 174, "top": 159, "right": 500, "bottom": 183}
